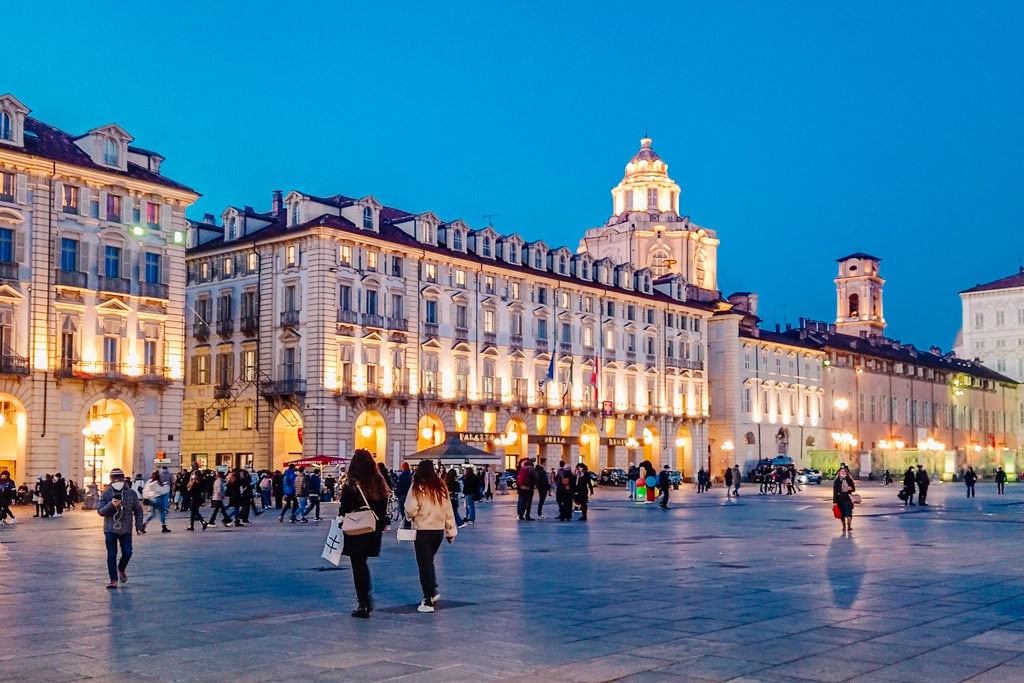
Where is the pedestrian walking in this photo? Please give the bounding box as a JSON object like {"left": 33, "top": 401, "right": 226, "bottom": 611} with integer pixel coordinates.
{"left": 339, "top": 449, "right": 390, "bottom": 618}
{"left": 258, "top": 471, "right": 273, "bottom": 510}
{"left": 516, "top": 459, "right": 535, "bottom": 520}
{"left": 279, "top": 464, "right": 298, "bottom": 523}
{"left": 462, "top": 466, "right": 478, "bottom": 524}
{"left": 996, "top": 467, "right": 1006, "bottom": 495}
{"left": 395, "top": 462, "right": 413, "bottom": 521}
{"left": 724, "top": 466, "right": 733, "bottom": 497}
{"left": 833, "top": 465, "right": 856, "bottom": 532}
{"left": 658, "top": 465, "right": 671, "bottom": 508}
{"left": 306, "top": 469, "right": 322, "bottom": 521}
{"left": 444, "top": 467, "right": 467, "bottom": 527}
{"left": 638, "top": 461, "right": 657, "bottom": 503}
{"left": 272, "top": 470, "right": 284, "bottom": 509}
{"left": 483, "top": 464, "right": 495, "bottom": 501}
{"left": 732, "top": 464, "right": 742, "bottom": 497}
{"left": 574, "top": 463, "right": 594, "bottom": 520}
{"left": 142, "top": 472, "right": 172, "bottom": 533}
{"left": 533, "top": 458, "right": 550, "bottom": 519}
{"left": 96, "top": 468, "right": 144, "bottom": 589}
{"left": 0, "top": 469, "right": 16, "bottom": 524}
{"left": 902, "top": 466, "right": 916, "bottom": 506}
{"left": 225, "top": 470, "right": 245, "bottom": 527}
{"left": 293, "top": 466, "right": 308, "bottom": 523}
{"left": 916, "top": 465, "right": 930, "bottom": 506}
{"left": 186, "top": 470, "right": 208, "bottom": 530}
{"left": 208, "top": 472, "right": 232, "bottom": 526}
{"left": 964, "top": 466, "right": 978, "bottom": 498}
{"left": 404, "top": 459, "right": 458, "bottom": 613}
{"left": 626, "top": 462, "right": 639, "bottom": 500}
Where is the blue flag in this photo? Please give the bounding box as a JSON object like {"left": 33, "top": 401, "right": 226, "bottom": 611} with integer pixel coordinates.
{"left": 539, "top": 353, "right": 556, "bottom": 391}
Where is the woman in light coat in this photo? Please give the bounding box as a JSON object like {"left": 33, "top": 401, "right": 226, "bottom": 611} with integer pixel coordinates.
{"left": 404, "top": 460, "right": 457, "bottom": 613}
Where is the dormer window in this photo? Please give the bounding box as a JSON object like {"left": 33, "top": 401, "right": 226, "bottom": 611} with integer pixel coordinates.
{"left": 0, "top": 112, "right": 10, "bottom": 141}
{"left": 291, "top": 203, "right": 300, "bottom": 226}
{"left": 559, "top": 256, "right": 567, "bottom": 274}
{"left": 103, "top": 137, "right": 119, "bottom": 166}
{"left": 362, "top": 206, "right": 373, "bottom": 229}
{"left": 482, "top": 237, "right": 492, "bottom": 257}
{"left": 509, "top": 244, "right": 518, "bottom": 263}
{"left": 533, "top": 251, "right": 542, "bottom": 269}
{"left": 227, "top": 217, "right": 237, "bottom": 241}
{"left": 453, "top": 231, "right": 462, "bottom": 251}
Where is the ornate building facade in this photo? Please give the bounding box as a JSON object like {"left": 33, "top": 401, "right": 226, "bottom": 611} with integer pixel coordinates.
{"left": 182, "top": 140, "right": 716, "bottom": 474}
{"left": 0, "top": 94, "right": 198, "bottom": 486}
{"left": 711, "top": 254, "right": 1020, "bottom": 480}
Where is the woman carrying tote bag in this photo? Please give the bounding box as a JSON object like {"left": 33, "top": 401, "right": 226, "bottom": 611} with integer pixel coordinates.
{"left": 404, "top": 460, "right": 458, "bottom": 613}
{"left": 339, "top": 449, "right": 391, "bottom": 619}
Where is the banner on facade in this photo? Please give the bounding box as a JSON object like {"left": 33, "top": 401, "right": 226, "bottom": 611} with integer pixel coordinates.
{"left": 528, "top": 435, "right": 569, "bottom": 445}
{"left": 457, "top": 432, "right": 498, "bottom": 443}
{"left": 601, "top": 401, "right": 614, "bottom": 417}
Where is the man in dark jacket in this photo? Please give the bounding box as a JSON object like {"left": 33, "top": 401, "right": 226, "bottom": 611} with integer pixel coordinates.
{"left": 554, "top": 461, "right": 575, "bottom": 521}
{"left": 574, "top": 463, "right": 594, "bottom": 521}
{"left": 627, "top": 463, "right": 640, "bottom": 500}
{"left": 916, "top": 465, "right": 930, "bottom": 506}
{"left": 658, "top": 465, "right": 671, "bottom": 508}
{"left": 97, "top": 468, "right": 145, "bottom": 589}
{"left": 903, "top": 467, "right": 916, "bottom": 506}
{"left": 533, "top": 459, "right": 550, "bottom": 519}
{"left": 996, "top": 467, "right": 1007, "bottom": 495}
{"left": 395, "top": 463, "right": 413, "bottom": 521}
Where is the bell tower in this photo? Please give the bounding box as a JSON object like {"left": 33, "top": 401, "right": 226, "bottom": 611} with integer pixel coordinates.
{"left": 834, "top": 253, "right": 885, "bottom": 337}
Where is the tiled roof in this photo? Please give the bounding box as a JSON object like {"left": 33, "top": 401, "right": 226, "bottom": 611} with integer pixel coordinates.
{"left": 836, "top": 252, "right": 881, "bottom": 262}
{"left": 960, "top": 270, "right": 1024, "bottom": 294}
{"left": 769, "top": 326, "right": 1017, "bottom": 385}
{"left": 187, "top": 202, "right": 721, "bottom": 312}
{"left": 19, "top": 118, "right": 196, "bottom": 194}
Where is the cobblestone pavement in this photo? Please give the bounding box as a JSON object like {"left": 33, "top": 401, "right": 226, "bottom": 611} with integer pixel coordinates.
{"left": 3, "top": 480, "right": 1024, "bottom": 682}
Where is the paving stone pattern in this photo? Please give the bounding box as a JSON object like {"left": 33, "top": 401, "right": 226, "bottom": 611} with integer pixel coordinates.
{"left": 3, "top": 481, "right": 1024, "bottom": 681}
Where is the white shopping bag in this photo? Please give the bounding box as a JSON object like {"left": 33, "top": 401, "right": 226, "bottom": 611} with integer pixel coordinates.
{"left": 321, "top": 517, "right": 343, "bottom": 566}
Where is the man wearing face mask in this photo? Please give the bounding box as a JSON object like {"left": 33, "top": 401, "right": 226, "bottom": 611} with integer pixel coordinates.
{"left": 97, "top": 468, "right": 145, "bottom": 589}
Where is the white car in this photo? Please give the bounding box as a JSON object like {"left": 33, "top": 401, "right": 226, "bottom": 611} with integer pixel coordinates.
{"left": 796, "top": 468, "right": 822, "bottom": 484}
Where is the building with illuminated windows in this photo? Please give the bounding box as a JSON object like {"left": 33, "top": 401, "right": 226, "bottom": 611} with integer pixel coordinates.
{"left": 182, "top": 138, "right": 718, "bottom": 474}
{"left": 0, "top": 94, "right": 198, "bottom": 487}
{"left": 711, "top": 253, "right": 1020, "bottom": 480}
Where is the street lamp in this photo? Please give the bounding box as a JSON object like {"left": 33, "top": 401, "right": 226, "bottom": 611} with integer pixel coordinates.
{"left": 82, "top": 416, "right": 112, "bottom": 509}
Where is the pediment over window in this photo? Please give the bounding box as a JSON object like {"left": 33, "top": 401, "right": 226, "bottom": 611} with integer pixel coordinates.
{"left": 0, "top": 284, "right": 22, "bottom": 303}
{"left": 96, "top": 297, "right": 132, "bottom": 314}
{"left": 0, "top": 208, "right": 24, "bottom": 226}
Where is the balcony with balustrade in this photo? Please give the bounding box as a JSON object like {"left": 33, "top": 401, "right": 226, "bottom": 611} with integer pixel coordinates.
{"left": 280, "top": 309, "right": 301, "bottom": 327}
{"left": 192, "top": 321, "right": 210, "bottom": 341}
{"left": 98, "top": 275, "right": 131, "bottom": 295}
{"left": 55, "top": 269, "right": 88, "bottom": 288}
{"left": 240, "top": 314, "right": 259, "bottom": 337}
{"left": 215, "top": 318, "right": 234, "bottom": 338}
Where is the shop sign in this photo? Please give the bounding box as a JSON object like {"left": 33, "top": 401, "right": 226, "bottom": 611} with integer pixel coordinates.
{"left": 153, "top": 458, "right": 172, "bottom": 465}
{"left": 528, "top": 435, "right": 569, "bottom": 445}
{"left": 603, "top": 437, "right": 630, "bottom": 447}
{"left": 457, "top": 432, "right": 498, "bottom": 443}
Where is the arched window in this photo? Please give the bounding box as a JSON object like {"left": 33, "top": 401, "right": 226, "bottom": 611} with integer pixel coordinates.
{"left": 848, "top": 293, "right": 859, "bottom": 318}
{"left": 453, "top": 231, "right": 462, "bottom": 251}
{"left": 0, "top": 112, "right": 10, "bottom": 141}
{"left": 362, "top": 206, "right": 373, "bottom": 229}
{"left": 103, "top": 137, "right": 119, "bottom": 165}
{"left": 482, "top": 237, "right": 491, "bottom": 257}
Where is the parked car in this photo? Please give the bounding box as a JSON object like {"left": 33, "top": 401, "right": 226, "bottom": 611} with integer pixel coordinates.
{"left": 599, "top": 468, "right": 627, "bottom": 486}
{"left": 499, "top": 470, "right": 518, "bottom": 490}
{"left": 797, "top": 468, "right": 822, "bottom": 485}
{"left": 667, "top": 470, "right": 682, "bottom": 488}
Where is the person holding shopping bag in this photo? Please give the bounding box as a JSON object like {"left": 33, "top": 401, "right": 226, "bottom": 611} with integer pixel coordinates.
{"left": 404, "top": 460, "right": 458, "bottom": 613}
{"left": 339, "top": 449, "right": 390, "bottom": 618}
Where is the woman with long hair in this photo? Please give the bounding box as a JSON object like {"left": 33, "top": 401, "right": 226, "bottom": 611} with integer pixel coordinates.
{"left": 405, "top": 460, "right": 458, "bottom": 613}
{"left": 186, "top": 470, "right": 207, "bottom": 531}
{"left": 833, "top": 464, "right": 856, "bottom": 532}
{"left": 339, "top": 449, "right": 390, "bottom": 618}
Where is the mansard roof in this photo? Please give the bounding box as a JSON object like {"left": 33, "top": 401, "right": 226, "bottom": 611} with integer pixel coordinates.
{"left": 960, "top": 269, "right": 1024, "bottom": 294}
{"left": 16, "top": 117, "right": 196, "bottom": 193}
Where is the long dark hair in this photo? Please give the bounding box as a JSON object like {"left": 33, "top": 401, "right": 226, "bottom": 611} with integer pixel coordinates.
{"left": 412, "top": 460, "right": 447, "bottom": 505}
{"left": 347, "top": 449, "right": 389, "bottom": 501}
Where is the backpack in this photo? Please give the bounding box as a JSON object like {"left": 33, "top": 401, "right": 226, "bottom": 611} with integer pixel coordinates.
{"left": 517, "top": 468, "right": 530, "bottom": 488}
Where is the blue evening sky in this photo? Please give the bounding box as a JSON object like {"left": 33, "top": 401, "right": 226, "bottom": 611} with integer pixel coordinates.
{"left": 9, "top": 1, "right": 1023, "bottom": 350}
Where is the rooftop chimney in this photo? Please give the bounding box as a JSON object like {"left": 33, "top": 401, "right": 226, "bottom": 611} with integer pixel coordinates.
{"left": 203, "top": 213, "right": 215, "bottom": 225}
{"left": 272, "top": 190, "right": 283, "bottom": 213}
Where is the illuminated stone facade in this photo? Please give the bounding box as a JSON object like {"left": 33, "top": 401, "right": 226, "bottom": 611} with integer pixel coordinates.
{"left": 0, "top": 94, "right": 198, "bottom": 486}
{"left": 182, "top": 143, "right": 716, "bottom": 474}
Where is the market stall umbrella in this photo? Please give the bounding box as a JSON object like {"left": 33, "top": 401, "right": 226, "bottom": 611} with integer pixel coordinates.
{"left": 286, "top": 455, "right": 349, "bottom": 468}
{"left": 405, "top": 436, "right": 502, "bottom": 466}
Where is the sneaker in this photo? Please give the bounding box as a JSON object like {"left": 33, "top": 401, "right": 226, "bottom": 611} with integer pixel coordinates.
{"left": 457, "top": 522, "right": 467, "bottom": 529}
{"left": 417, "top": 600, "right": 435, "bottom": 613}
{"left": 431, "top": 592, "right": 441, "bottom": 604}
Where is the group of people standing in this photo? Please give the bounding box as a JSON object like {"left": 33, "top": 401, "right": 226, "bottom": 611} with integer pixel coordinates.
{"left": 514, "top": 458, "right": 594, "bottom": 521}
{"left": 899, "top": 465, "right": 931, "bottom": 506}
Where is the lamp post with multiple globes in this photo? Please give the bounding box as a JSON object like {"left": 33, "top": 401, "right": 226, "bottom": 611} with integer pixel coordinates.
{"left": 82, "top": 416, "right": 112, "bottom": 509}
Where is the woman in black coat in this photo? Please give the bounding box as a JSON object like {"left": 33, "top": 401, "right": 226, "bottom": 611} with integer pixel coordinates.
{"left": 339, "top": 449, "right": 391, "bottom": 618}
{"left": 833, "top": 465, "right": 856, "bottom": 532}
{"left": 573, "top": 463, "right": 594, "bottom": 521}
